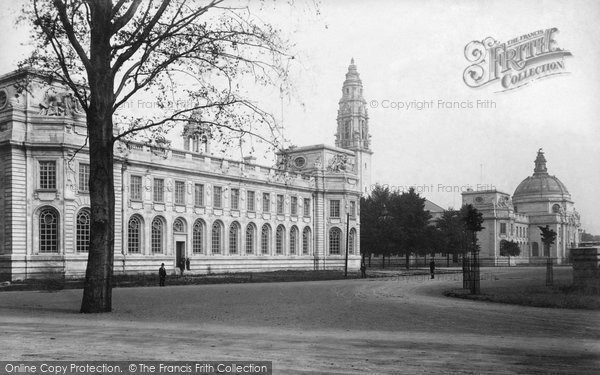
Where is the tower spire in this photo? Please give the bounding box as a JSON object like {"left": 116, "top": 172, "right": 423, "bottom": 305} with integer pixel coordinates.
{"left": 335, "top": 59, "right": 369, "bottom": 151}
{"left": 335, "top": 59, "right": 373, "bottom": 195}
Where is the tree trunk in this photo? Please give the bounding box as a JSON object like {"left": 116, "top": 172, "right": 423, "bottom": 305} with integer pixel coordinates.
{"left": 546, "top": 257, "right": 553, "bottom": 287}
{"left": 381, "top": 254, "right": 385, "bottom": 269}
{"left": 81, "top": 125, "right": 115, "bottom": 313}
{"left": 80, "top": 2, "right": 116, "bottom": 313}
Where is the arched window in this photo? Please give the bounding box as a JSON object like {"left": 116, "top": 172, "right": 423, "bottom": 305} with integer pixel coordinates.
{"left": 192, "top": 219, "right": 204, "bottom": 254}
{"left": 532, "top": 242, "right": 539, "bottom": 257}
{"left": 229, "top": 222, "right": 240, "bottom": 255}
{"left": 151, "top": 217, "right": 165, "bottom": 254}
{"left": 261, "top": 224, "right": 271, "bottom": 255}
{"left": 349, "top": 228, "right": 356, "bottom": 255}
{"left": 39, "top": 207, "right": 59, "bottom": 253}
{"left": 289, "top": 226, "right": 298, "bottom": 255}
{"left": 173, "top": 218, "right": 186, "bottom": 233}
{"left": 212, "top": 221, "right": 222, "bottom": 254}
{"left": 192, "top": 135, "right": 199, "bottom": 152}
{"left": 128, "top": 215, "right": 142, "bottom": 254}
{"left": 329, "top": 227, "right": 342, "bottom": 255}
{"left": 302, "top": 227, "right": 311, "bottom": 255}
{"left": 246, "top": 223, "right": 256, "bottom": 255}
{"left": 76, "top": 208, "right": 90, "bottom": 253}
{"left": 276, "top": 225, "right": 285, "bottom": 255}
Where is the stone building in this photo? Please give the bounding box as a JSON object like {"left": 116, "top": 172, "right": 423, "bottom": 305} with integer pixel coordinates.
{"left": 462, "top": 149, "right": 581, "bottom": 265}
{"left": 0, "top": 59, "right": 370, "bottom": 281}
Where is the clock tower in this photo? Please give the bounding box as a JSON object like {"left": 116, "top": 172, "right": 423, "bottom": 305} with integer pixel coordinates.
{"left": 335, "top": 58, "right": 373, "bottom": 195}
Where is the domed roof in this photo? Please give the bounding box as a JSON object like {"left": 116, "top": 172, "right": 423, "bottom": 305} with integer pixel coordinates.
{"left": 513, "top": 149, "right": 571, "bottom": 200}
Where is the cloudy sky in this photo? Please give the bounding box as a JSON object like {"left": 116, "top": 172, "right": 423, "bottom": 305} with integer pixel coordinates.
{"left": 1, "top": 0, "right": 598, "bottom": 233}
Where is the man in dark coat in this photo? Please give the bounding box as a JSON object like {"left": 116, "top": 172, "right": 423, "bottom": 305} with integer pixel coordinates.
{"left": 429, "top": 259, "right": 435, "bottom": 279}
{"left": 178, "top": 258, "right": 185, "bottom": 276}
{"left": 360, "top": 261, "right": 367, "bottom": 278}
{"left": 159, "top": 263, "right": 167, "bottom": 286}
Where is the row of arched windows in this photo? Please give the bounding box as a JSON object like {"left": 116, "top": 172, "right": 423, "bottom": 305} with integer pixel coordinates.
{"left": 36, "top": 206, "right": 357, "bottom": 257}
{"left": 38, "top": 206, "right": 90, "bottom": 253}
{"left": 127, "top": 215, "right": 320, "bottom": 256}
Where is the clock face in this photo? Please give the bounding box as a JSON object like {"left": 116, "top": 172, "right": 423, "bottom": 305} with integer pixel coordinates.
{"left": 475, "top": 196, "right": 483, "bottom": 203}
{"left": 0, "top": 90, "right": 7, "bottom": 109}
{"left": 294, "top": 157, "right": 306, "bottom": 168}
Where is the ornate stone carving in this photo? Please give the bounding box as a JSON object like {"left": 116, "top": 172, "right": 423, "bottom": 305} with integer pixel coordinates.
{"left": 38, "top": 87, "right": 82, "bottom": 116}
{"left": 327, "top": 153, "right": 350, "bottom": 173}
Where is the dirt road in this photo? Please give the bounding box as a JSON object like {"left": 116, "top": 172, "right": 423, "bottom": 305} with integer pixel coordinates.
{"left": 0, "top": 267, "right": 598, "bottom": 374}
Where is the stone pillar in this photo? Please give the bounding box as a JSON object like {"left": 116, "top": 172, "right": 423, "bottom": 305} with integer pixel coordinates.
{"left": 571, "top": 247, "right": 600, "bottom": 292}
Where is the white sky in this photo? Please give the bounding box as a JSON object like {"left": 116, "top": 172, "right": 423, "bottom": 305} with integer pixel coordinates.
{"left": 1, "top": 0, "right": 598, "bottom": 233}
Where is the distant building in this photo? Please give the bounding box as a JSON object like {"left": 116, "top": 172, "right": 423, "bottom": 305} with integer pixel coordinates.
{"left": 424, "top": 199, "right": 445, "bottom": 222}
{"left": 0, "top": 60, "right": 370, "bottom": 281}
{"left": 462, "top": 149, "right": 581, "bottom": 265}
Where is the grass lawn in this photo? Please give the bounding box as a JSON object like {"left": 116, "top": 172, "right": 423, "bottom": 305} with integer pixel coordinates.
{"left": 445, "top": 272, "right": 600, "bottom": 310}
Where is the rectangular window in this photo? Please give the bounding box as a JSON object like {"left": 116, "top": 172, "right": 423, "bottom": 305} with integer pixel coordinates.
{"left": 277, "top": 194, "right": 284, "bottom": 214}
{"left": 130, "top": 175, "right": 142, "bottom": 200}
{"left": 153, "top": 178, "right": 164, "bottom": 202}
{"left": 500, "top": 223, "right": 507, "bottom": 235}
{"left": 175, "top": 180, "right": 185, "bottom": 205}
{"left": 231, "top": 188, "right": 239, "bottom": 210}
{"left": 291, "top": 196, "right": 298, "bottom": 216}
{"left": 303, "top": 198, "right": 311, "bottom": 217}
{"left": 247, "top": 191, "right": 255, "bottom": 211}
{"left": 262, "top": 193, "right": 270, "bottom": 212}
{"left": 350, "top": 201, "right": 356, "bottom": 218}
{"left": 330, "top": 200, "right": 340, "bottom": 218}
{"left": 39, "top": 161, "right": 56, "bottom": 190}
{"left": 510, "top": 223, "right": 514, "bottom": 236}
{"left": 194, "top": 184, "right": 204, "bottom": 206}
{"left": 78, "top": 163, "right": 90, "bottom": 192}
{"left": 213, "top": 186, "right": 222, "bottom": 208}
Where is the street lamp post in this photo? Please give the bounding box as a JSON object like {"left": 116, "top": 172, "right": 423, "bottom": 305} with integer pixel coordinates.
{"left": 344, "top": 212, "right": 350, "bottom": 277}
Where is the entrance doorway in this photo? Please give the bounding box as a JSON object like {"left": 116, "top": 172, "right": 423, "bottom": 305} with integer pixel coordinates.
{"left": 176, "top": 241, "right": 186, "bottom": 269}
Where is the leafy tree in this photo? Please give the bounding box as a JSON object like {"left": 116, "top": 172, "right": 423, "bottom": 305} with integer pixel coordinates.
{"left": 499, "top": 239, "right": 520, "bottom": 265}
{"left": 539, "top": 225, "right": 557, "bottom": 257}
{"left": 390, "top": 188, "right": 431, "bottom": 269}
{"left": 580, "top": 231, "right": 599, "bottom": 242}
{"left": 435, "top": 209, "right": 464, "bottom": 266}
{"left": 539, "top": 225, "right": 557, "bottom": 286}
{"left": 459, "top": 204, "right": 484, "bottom": 293}
{"left": 421, "top": 224, "right": 443, "bottom": 262}
{"left": 23, "top": 0, "right": 292, "bottom": 312}
{"left": 360, "top": 185, "right": 395, "bottom": 267}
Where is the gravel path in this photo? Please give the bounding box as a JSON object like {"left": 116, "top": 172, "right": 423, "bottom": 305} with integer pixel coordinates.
{"left": 0, "top": 267, "right": 598, "bottom": 374}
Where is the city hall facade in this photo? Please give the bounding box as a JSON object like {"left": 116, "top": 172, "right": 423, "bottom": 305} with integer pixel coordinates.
{"left": 0, "top": 60, "right": 371, "bottom": 281}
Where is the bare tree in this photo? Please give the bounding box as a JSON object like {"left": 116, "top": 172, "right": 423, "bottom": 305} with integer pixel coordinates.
{"left": 22, "top": 0, "right": 293, "bottom": 313}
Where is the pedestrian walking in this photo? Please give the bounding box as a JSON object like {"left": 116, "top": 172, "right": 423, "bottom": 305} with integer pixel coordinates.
{"left": 430, "top": 259, "right": 435, "bottom": 279}
{"left": 159, "top": 263, "right": 167, "bottom": 286}
{"left": 185, "top": 257, "right": 191, "bottom": 271}
{"left": 360, "top": 261, "right": 367, "bottom": 278}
